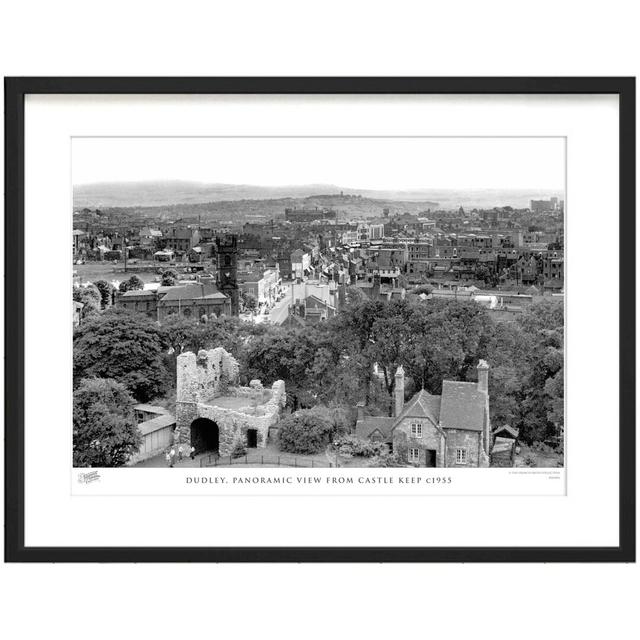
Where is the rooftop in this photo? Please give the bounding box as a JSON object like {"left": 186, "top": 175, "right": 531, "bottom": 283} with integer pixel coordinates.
{"left": 439, "top": 380, "right": 486, "bottom": 432}
{"left": 138, "top": 413, "right": 176, "bottom": 436}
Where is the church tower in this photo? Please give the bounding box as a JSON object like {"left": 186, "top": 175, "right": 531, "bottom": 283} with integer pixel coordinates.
{"left": 215, "top": 234, "right": 239, "bottom": 316}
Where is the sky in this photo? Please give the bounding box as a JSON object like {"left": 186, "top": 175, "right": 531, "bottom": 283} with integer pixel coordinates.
{"left": 72, "top": 136, "right": 565, "bottom": 192}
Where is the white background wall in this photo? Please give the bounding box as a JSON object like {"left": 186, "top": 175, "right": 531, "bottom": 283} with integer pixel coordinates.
{"left": 1, "top": 2, "right": 638, "bottom": 640}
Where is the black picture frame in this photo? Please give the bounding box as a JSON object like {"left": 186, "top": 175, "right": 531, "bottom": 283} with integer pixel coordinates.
{"left": 4, "top": 77, "right": 636, "bottom": 563}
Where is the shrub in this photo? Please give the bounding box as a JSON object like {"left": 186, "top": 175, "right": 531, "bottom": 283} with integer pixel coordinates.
{"left": 309, "top": 405, "right": 354, "bottom": 437}
{"left": 367, "top": 451, "right": 404, "bottom": 467}
{"left": 73, "top": 377, "right": 141, "bottom": 467}
{"left": 93, "top": 279, "right": 115, "bottom": 309}
{"left": 119, "top": 275, "right": 144, "bottom": 292}
{"left": 161, "top": 269, "right": 179, "bottom": 287}
{"left": 73, "top": 285, "right": 101, "bottom": 318}
{"left": 231, "top": 435, "right": 247, "bottom": 458}
{"left": 333, "top": 435, "right": 385, "bottom": 458}
{"left": 277, "top": 410, "right": 333, "bottom": 454}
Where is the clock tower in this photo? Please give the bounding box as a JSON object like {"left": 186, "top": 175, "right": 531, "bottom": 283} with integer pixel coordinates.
{"left": 215, "top": 234, "right": 239, "bottom": 316}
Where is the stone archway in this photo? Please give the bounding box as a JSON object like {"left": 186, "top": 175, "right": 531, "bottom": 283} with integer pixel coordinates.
{"left": 190, "top": 418, "right": 219, "bottom": 455}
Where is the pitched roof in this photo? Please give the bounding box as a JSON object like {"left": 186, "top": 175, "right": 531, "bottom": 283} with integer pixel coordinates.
{"left": 121, "top": 289, "right": 156, "bottom": 297}
{"left": 394, "top": 389, "right": 441, "bottom": 428}
{"left": 492, "top": 424, "right": 519, "bottom": 438}
{"left": 137, "top": 413, "right": 176, "bottom": 436}
{"left": 159, "top": 284, "right": 221, "bottom": 302}
{"left": 355, "top": 416, "right": 395, "bottom": 440}
{"left": 134, "top": 403, "right": 170, "bottom": 415}
{"left": 439, "top": 380, "right": 486, "bottom": 431}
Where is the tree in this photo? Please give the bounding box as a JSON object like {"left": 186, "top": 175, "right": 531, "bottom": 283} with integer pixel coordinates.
{"left": 308, "top": 404, "right": 353, "bottom": 437}
{"left": 230, "top": 434, "right": 247, "bottom": 458}
{"left": 73, "top": 378, "right": 141, "bottom": 467}
{"left": 344, "top": 285, "right": 367, "bottom": 307}
{"left": 479, "top": 298, "right": 564, "bottom": 446}
{"left": 277, "top": 410, "right": 333, "bottom": 454}
{"left": 242, "top": 329, "right": 318, "bottom": 409}
{"left": 545, "top": 367, "right": 563, "bottom": 427}
{"left": 73, "top": 308, "right": 170, "bottom": 401}
{"left": 73, "top": 284, "right": 101, "bottom": 319}
{"left": 240, "top": 291, "right": 258, "bottom": 314}
{"left": 161, "top": 315, "right": 202, "bottom": 356}
{"left": 161, "top": 269, "right": 179, "bottom": 287}
{"left": 93, "top": 279, "right": 115, "bottom": 309}
{"left": 118, "top": 275, "right": 144, "bottom": 293}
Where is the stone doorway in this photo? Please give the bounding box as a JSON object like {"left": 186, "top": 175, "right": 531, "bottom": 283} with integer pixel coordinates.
{"left": 190, "top": 418, "right": 219, "bottom": 454}
{"left": 246, "top": 428, "right": 258, "bottom": 448}
{"left": 425, "top": 449, "right": 437, "bottom": 467}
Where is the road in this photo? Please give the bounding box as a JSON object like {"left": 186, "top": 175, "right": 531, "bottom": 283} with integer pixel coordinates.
{"left": 240, "top": 285, "right": 292, "bottom": 325}
{"left": 265, "top": 285, "right": 292, "bottom": 325}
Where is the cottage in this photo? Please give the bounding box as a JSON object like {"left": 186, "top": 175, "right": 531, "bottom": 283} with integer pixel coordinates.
{"left": 355, "top": 361, "right": 492, "bottom": 467}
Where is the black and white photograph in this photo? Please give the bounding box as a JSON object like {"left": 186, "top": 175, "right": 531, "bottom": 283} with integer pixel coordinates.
{"left": 6, "top": 77, "right": 633, "bottom": 564}
{"left": 71, "top": 136, "right": 565, "bottom": 473}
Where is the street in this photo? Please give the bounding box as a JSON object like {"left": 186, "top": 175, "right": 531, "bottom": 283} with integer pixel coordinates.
{"left": 267, "top": 285, "right": 292, "bottom": 324}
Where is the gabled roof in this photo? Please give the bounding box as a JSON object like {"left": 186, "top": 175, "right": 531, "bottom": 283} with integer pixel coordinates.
{"left": 393, "top": 389, "right": 441, "bottom": 429}
{"left": 492, "top": 424, "right": 519, "bottom": 438}
{"left": 439, "top": 380, "right": 486, "bottom": 431}
{"left": 355, "top": 416, "right": 395, "bottom": 440}
{"left": 159, "top": 284, "right": 220, "bottom": 302}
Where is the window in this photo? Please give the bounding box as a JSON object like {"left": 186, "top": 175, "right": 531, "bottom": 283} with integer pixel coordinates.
{"left": 456, "top": 448, "right": 468, "bottom": 464}
{"left": 408, "top": 448, "right": 420, "bottom": 463}
{"left": 410, "top": 422, "right": 423, "bottom": 438}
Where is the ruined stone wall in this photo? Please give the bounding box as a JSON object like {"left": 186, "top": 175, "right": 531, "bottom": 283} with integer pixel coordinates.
{"left": 176, "top": 347, "right": 241, "bottom": 404}
{"left": 175, "top": 348, "right": 286, "bottom": 455}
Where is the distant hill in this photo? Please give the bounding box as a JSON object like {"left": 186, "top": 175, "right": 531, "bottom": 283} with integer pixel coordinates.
{"left": 73, "top": 181, "right": 362, "bottom": 209}
{"left": 73, "top": 180, "right": 560, "bottom": 211}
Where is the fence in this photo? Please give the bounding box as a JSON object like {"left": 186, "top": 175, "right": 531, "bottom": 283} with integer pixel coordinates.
{"left": 200, "top": 453, "right": 334, "bottom": 468}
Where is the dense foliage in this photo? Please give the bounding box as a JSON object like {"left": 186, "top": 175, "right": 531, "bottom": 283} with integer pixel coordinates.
{"left": 118, "top": 274, "right": 144, "bottom": 292}
{"left": 333, "top": 434, "right": 385, "bottom": 458}
{"left": 73, "top": 284, "right": 101, "bottom": 319}
{"left": 160, "top": 269, "right": 178, "bottom": 287}
{"left": 73, "top": 308, "right": 170, "bottom": 401}
{"left": 73, "top": 287, "right": 564, "bottom": 450}
{"left": 73, "top": 377, "right": 141, "bottom": 467}
{"left": 92, "top": 279, "right": 115, "bottom": 309}
{"left": 277, "top": 410, "right": 333, "bottom": 454}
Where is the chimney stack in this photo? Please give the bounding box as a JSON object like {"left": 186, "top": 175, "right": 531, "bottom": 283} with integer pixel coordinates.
{"left": 395, "top": 366, "right": 405, "bottom": 417}
{"left": 477, "top": 360, "right": 489, "bottom": 394}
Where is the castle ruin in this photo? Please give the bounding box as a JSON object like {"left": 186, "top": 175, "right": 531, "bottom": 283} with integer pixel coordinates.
{"left": 175, "top": 347, "right": 286, "bottom": 456}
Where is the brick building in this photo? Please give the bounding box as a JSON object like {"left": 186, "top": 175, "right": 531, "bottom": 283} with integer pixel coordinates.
{"left": 116, "top": 283, "right": 231, "bottom": 321}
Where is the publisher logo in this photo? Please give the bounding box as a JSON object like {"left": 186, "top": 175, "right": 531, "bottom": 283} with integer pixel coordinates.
{"left": 78, "top": 470, "right": 101, "bottom": 484}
